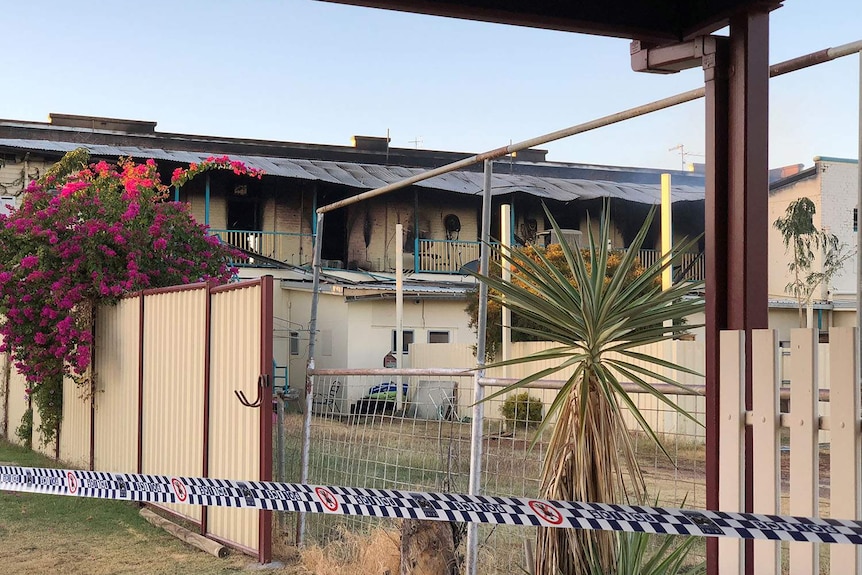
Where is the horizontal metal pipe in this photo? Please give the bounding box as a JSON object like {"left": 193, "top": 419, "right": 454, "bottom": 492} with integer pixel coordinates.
{"left": 317, "top": 39, "right": 861, "bottom": 215}
{"left": 309, "top": 368, "right": 474, "bottom": 377}
{"left": 770, "top": 39, "right": 862, "bottom": 77}
{"left": 317, "top": 87, "right": 704, "bottom": 214}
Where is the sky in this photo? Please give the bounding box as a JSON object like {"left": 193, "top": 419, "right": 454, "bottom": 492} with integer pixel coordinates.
{"left": 2, "top": 0, "right": 860, "bottom": 171}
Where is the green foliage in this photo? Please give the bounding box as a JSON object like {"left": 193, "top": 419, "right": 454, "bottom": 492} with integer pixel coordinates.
{"left": 0, "top": 150, "right": 254, "bottom": 444}
{"left": 466, "top": 241, "right": 652, "bottom": 361}
{"left": 589, "top": 531, "right": 704, "bottom": 575}
{"left": 773, "top": 197, "right": 854, "bottom": 326}
{"left": 15, "top": 407, "right": 32, "bottom": 449}
{"left": 500, "top": 391, "right": 543, "bottom": 429}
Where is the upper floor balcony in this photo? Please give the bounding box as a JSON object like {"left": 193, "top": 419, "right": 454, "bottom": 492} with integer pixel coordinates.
{"left": 212, "top": 229, "right": 704, "bottom": 282}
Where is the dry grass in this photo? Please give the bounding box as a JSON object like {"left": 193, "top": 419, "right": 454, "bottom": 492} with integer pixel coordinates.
{"left": 298, "top": 527, "right": 401, "bottom": 575}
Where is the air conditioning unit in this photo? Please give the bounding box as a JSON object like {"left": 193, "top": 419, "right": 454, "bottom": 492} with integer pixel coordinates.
{"left": 537, "top": 229, "right": 582, "bottom": 249}
{"left": 321, "top": 259, "right": 344, "bottom": 269}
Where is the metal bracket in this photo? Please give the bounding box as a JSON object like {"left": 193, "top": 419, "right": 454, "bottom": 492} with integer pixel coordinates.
{"left": 631, "top": 36, "right": 718, "bottom": 74}
{"left": 234, "top": 374, "right": 271, "bottom": 408}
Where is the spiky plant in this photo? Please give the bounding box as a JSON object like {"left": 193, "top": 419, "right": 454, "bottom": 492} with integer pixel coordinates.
{"left": 474, "top": 203, "right": 703, "bottom": 574}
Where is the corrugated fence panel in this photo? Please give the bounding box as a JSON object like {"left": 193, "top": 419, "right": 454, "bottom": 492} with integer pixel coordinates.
{"left": 60, "top": 377, "right": 91, "bottom": 468}
{"left": 207, "top": 283, "right": 262, "bottom": 552}
{"left": 141, "top": 287, "right": 207, "bottom": 524}
{"left": 0, "top": 353, "right": 7, "bottom": 438}
{"left": 94, "top": 298, "right": 141, "bottom": 473}
{"left": 5, "top": 368, "right": 29, "bottom": 445}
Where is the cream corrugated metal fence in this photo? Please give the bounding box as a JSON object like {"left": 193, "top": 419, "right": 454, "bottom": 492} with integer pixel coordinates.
{"left": 93, "top": 298, "right": 141, "bottom": 473}
{"left": 207, "top": 283, "right": 264, "bottom": 553}
{"left": 0, "top": 278, "right": 273, "bottom": 562}
{"left": 141, "top": 286, "right": 208, "bottom": 525}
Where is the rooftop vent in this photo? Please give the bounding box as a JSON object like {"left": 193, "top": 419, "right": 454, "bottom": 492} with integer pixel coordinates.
{"left": 351, "top": 135, "right": 390, "bottom": 152}
{"left": 49, "top": 113, "right": 157, "bottom": 134}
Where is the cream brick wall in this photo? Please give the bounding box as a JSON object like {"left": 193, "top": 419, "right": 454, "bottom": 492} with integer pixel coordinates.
{"left": 768, "top": 173, "right": 822, "bottom": 301}
{"left": 818, "top": 160, "right": 858, "bottom": 299}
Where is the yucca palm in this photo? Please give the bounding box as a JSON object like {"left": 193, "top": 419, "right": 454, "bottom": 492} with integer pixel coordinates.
{"left": 474, "top": 203, "right": 704, "bottom": 574}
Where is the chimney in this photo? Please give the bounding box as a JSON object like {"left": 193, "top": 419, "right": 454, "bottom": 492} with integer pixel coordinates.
{"left": 49, "top": 113, "right": 157, "bottom": 134}
{"left": 512, "top": 148, "right": 548, "bottom": 162}
{"left": 351, "top": 135, "right": 390, "bottom": 152}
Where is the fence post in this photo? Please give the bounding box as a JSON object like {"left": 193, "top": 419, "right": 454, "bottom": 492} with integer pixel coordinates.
{"left": 465, "top": 160, "right": 493, "bottom": 575}
{"left": 829, "top": 327, "right": 861, "bottom": 570}
{"left": 789, "top": 328, "right": 818, "bottom": 575}
{"left": 718, "top": 330, "right": 745, "bottom": 575}
{"left": 751, "top": 329, "right": 780, "bottom": 574}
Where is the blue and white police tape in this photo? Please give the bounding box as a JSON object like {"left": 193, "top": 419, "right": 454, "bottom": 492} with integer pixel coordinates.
{"left": 2, "top": 465, "right": 860, "bottom": 545}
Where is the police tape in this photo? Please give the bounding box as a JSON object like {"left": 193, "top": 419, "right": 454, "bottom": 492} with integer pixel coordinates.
{"left": 2, "top": 465, "right": 861, "bottom": 544}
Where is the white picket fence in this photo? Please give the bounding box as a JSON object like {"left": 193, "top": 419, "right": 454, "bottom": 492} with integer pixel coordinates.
{"left": 719, "top": 328, "right": 862, "bottom": 575}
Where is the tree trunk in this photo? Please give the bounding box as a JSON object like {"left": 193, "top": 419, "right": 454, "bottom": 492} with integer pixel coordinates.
{"left": 400, "top": 520, "right": 457, "bottom": 575}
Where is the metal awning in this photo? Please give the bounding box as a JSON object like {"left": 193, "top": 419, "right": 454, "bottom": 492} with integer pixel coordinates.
{"left": 0, "top": 138, "right": 704, "bottom": 205}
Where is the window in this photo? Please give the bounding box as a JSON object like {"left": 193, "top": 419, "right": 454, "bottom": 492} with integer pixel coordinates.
{"left": 854, "top": 208, "right": 858, "bottom": 232}
{"left": 392, "top": 330, "right": 414, "bottom": 353}
{"left": 289, "top": 332, "right": 299, "bottom": 355}
{"left": 428, "top": 331, "right": 450, "bottom": 344}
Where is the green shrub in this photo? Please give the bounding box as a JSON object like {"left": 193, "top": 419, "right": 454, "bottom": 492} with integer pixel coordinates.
{"left": 500, "top": 392, "right": 543, "bottom": 429}
{"left": 15, "top": 408, "right": 33, "bottom": 449}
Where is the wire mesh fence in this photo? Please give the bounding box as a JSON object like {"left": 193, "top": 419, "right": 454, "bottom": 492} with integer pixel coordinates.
{"left": 283, "top": 368, "right": 707, "bottom": 573}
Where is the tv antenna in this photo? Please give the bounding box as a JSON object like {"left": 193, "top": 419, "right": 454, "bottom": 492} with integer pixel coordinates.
{"left": 668, "top": 144, "right": 703, "bottom": 171}
{"left": 408, "top": 136, "right": 423, "bottom": 149}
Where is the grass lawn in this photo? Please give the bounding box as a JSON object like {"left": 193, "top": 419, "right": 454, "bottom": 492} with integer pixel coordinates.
{"left": 0, "top": 439, "right": 304, "bottom": 575}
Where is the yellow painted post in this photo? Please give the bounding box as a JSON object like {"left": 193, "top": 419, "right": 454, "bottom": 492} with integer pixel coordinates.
{"left": 661, "top": 173, "right": 673, "bottom": 291}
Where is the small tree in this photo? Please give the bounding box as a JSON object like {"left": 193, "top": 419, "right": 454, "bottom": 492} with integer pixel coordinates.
{"left": 473, "top": 203, "right": 703, "bottom": 574}
{"left": 773, "top": 198, "right": 853, "bottom": 327}
{"left": 0, "top": 149, "right": 261, "bottom": 444}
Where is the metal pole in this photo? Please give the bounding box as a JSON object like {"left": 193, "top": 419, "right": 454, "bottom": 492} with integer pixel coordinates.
{"left": 317, "top": 39, "right": 862, "bottom": 216}
{"left": 501, "top": 204, "right": 512, "bottom": 371}
{"left": 297, "top": 212, "right": 324, "bottom": 546}
{"left": 857, "top": 51, "right": 862, "bottom": 381}
{"left": 466, "top": 160, "right": 493, "bottom": 575}
{"left": 318, "top": 88, "right": 703, "bottom": 214}
{"left": 276, "top": 391, "right": 285, "bottom": 532}
{"left": 395, "top": 223, "right": 404, "bottom": 412}
{"left": 204, "top": 173, "right": 211, "bottom": 226}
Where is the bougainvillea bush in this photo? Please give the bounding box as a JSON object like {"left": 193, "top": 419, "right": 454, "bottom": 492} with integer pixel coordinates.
{"left": 0, "top": 149, "right": 262, "bottom": 444}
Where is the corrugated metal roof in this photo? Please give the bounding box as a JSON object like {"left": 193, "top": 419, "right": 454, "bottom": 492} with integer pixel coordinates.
{"left": 0, "top": 138, "right": 704, "bottom": 204}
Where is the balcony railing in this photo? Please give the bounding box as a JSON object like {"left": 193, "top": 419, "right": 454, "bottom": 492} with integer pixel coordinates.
{"left": 636, "top": 249, "right": 705, "bottom": 282}
{"left": 416, "top": 239, "right": 704, "bottom": 280}
{"left": 415, "top": 239, "right": 485, "bottom": 273}
{"left": 209, "top": 229, "right": 313, "bottom": 267}
{"left": 211, "top": 230, "right": 704, "bottom": 281}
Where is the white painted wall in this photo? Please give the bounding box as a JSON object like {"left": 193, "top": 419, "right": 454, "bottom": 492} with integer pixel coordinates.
{"left": 818, "top": 159, "right": 859, "bottom": 300}
{"left": 768, "top": 159, "right": 859, "bottom": 307}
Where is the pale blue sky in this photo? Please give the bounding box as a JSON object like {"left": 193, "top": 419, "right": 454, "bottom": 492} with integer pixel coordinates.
{"left": 2, "top": 0, "right": 859, "bottom": 171}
